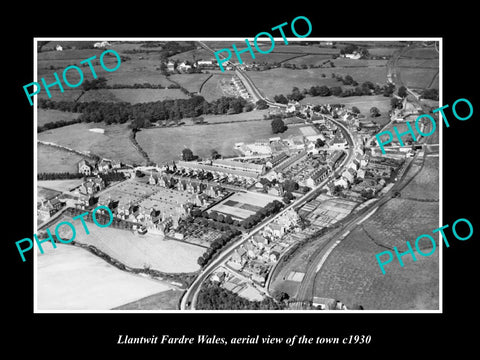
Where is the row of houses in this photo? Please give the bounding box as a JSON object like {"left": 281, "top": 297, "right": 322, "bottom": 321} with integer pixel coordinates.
{"left": 228, "top": 209, "right": 301, "bottom": 285}
{"left": 78, "top": 159, "right": 123, "bottom": 176}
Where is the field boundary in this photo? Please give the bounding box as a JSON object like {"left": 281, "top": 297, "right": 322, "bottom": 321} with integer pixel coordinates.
{"left": 198, "top": 73, "right": 213, "bottom": 93}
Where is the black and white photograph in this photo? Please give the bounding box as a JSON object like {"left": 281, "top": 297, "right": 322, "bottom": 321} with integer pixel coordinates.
{"left": 33, "top": 38, "right": 441, "bottom": 312}
{"left": 6, "top": 7, "right": 478, "bottom": 356}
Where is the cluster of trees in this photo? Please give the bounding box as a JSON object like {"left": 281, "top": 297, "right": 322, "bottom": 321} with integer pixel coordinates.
{"left": 38, "top": 117, "right": 83, "bottom": 133}
{"left": 240, "top": 200, "right": 284, "bottom": 229}
{"left": 99, "top": 171, "right": 126, "bottom": 185}
{"left": 281, "top": 59, "right": 335, "bottom": 70}
{"left": 339, "top": 44, "right": 369, "bottom": 58}
{"left": 122, "top": 41, "right": 196, "bottom": 59}
{"left": 274, "top": 81, "right": 395, "bottom": 104}
{"left": 271, "top": 117, "right": 288, "bottom": 134}
{"left": 38, "top": 95, "right": 250, "bottom": 130}
{"left": 197, "top": 228, "right": 242, "bottom": 267}
{"left": 37, "top": 172, "right": 84, "bottom": 180}
{"left": 422, "top": 88, "right": 438, "bottom": 100}
{"left": 196, "top": 283, "right": 286, "bottom": 310}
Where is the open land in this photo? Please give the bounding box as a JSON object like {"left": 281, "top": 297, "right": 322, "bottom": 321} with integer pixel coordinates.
{"left": 38, "top": 122, "right": 145, "bottom": 165}
{"left": 37, "top": 143, "right": 87, "bottom": 173}
{"left": 38, "top": 109, "right": 81, "bottom": 127}
{"left": 37, "top": 244, "right": 175, "bottom": 310}
{"left": 48, "top": 213, "right": 205, "bottom": 273}
{"left": 136, "top": 120, "right": 307, "bottom": 164}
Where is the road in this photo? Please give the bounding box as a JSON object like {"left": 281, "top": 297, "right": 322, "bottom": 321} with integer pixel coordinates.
{"left": 180, "top": 116, "right": 356, "bottom": 310}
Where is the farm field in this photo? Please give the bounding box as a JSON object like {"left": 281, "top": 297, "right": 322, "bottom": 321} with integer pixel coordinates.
{"left": 136, "top": 120, "right": 304, "bottom": 164}
{"left": 398, "top": 68, "right": 439, "bottom": 89}
{"left": 248, "top": 68, "right": 342, "bottom": 99}
{"left": 184, "top": 109, "right": 270, "bottom": 125}
{"left": 360, "top": 198, "right": 438, "bottom": 251}
{"left": 37, "top": 243, "right": 175, "bottom": 310}
{"left": 38, "top": 122, "right": 145, "bottom": 165}
{"left": 397, "top": 58, "right": 439, "bottom": 69}
{"left": 80, "top": 88, "right": 190, "bottom": 103}
{"left": 113, "top": 289, "right": 184, "bottom": 310}
{"left": 38, "top": 109, "right": 81, "bottom": 127}
{"left": 50, "top": 214, "right": 205, "bottom": 273}
{"left": 401, "top": 47, "right": 438, "bottom": 59}
{"left": 399, "top": 156, "right": 439, "bottom": 201}
{"left": 37, "top": 179, "right": 84, "bottom": 194}
{"left": 168, "top": 48, "right": 216, "bottom": 62}
{"left": 169, "top": 73, "right": 212, "bottom": 93}
{"left": 199, "top": 73, "right": 234, "bottom": 102}
{"left": 37, "top": 143, "right": 87, "bottom": 173}
{"left": 313, "top": 224, "right": 439, "bottom": 310}
{"left": 283, "top": 54, "right": 336, "bottom": 67}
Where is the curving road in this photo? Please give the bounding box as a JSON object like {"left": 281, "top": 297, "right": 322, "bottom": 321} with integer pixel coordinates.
{"left": 180, "top": 115, "right": 355, "bottom": 310}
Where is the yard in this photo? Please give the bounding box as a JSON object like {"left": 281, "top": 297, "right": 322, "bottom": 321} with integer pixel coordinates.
{"left": 37, "top": 243, "right": 176, "bottom": 310}
{"left": 209, "top": 191, "right": 280, "bottom": 220}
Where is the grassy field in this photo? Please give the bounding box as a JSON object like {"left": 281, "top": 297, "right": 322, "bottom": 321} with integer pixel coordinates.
{"left": 399, "top": 68, "right": 439, "bottom": 89}
{"left": 37, "top": 243, "right": 174, "bottom": 310}
{"left": 38, "top": 109, "right": 81, "bottom": 127}
{"left": 248, "top": 68, "right": 341, "bottom": 99}
{"left": 113, "top": 289, "right": 184, "bottom": 310}
{"left": 169, "top": 73, "right": 213, "bottom": 93}
{"left": 38, "top": 122, "right": 145, "bottom": 165}
{"left": 283, "top": 54, "right": 335, "bottom": 66}
{"left": 199, "top": 73, "right": 233, "bottom": 102}
{"left": 136, "top": 120, "right": 304, "bottom": 164}
{"left": 312, "top": 168, "right": 439, "bottom": 310}
{"left": 49, "top": 213, "right": 205, "bottom": 273}
{"left": 37, "top": 179, "right": 84, "bottom": 194}
{"left": 399, "top": 156, "right": 439, "bottom": 201}
{"left": 397, "top": 58, "right": 439, "bottom": 69}
{"left": 401, "top": 47, "right": 438, "bottom": 59}
{"left": 81, "top": 88, "right": 190, "bottom": 103}
{"left": 37, "top": 143, "right": 87, "bottom": 173}
{"left": 313, "top": 225, "right": 439, "bottom": 310}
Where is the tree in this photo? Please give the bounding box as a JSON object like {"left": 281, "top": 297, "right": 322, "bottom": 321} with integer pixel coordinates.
{"left": 211, "top": 149, "right": 221, "bottom": 160}
{"left": 256, "top": 99, "right": 269, "bottom": 110}
{"left": 182, "top": 148, "right": 194, "bottom": 161}
{"left": 391, "top": 97, "right": 402, "bottom": 109}
{"left": 271, "top": 118, "right": 287, "bottom": 134}
{"left": 330, "top": 86, "right": 342, "bottom": 97}
{"left": 351, "top": 106, "right": 360, "bottom": 115}
{"left": 273, "top": 94, "right": 288, "bottom": 105}
{"left": 283, "top": 179, "right": 299, "bottom": 193}
{"left": 370, "top": 107, "right": 380, "bottom": 117}
{"left": 315, "top": 138, "right": 325, "bottom": 148}
{"left": 398, "top": 86, "right": 408, "bottom": 98}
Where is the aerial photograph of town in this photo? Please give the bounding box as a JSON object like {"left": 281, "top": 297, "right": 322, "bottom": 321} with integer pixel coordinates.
{"left": 35, "top": 38, "right": 440, "bottom": 311}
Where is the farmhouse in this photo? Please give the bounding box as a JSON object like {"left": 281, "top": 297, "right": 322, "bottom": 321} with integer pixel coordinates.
{"left": 78, "top": 159, "right": 94, "bottom": 176}
{"left": 79, "top": 176, "right": 105, "bottom": 195}
{"left": 38, "top": 198, "right": 63, "bottom": 218}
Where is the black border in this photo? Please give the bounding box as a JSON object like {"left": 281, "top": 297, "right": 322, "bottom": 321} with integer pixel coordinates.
{"left": 7, "top": 6, "right": 478, "bottom": 356}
